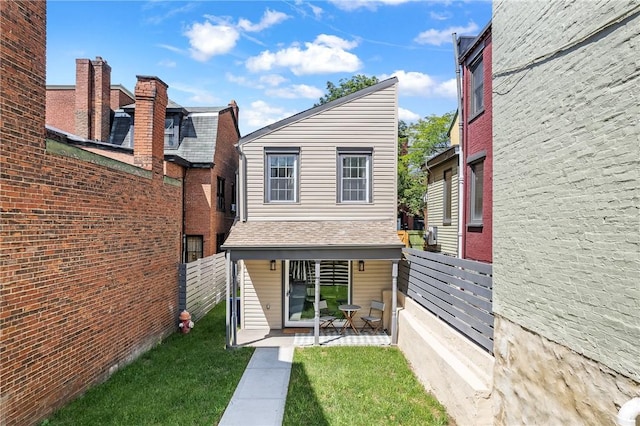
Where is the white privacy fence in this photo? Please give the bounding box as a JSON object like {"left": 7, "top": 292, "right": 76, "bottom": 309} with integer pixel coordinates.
{"left": 178, "top": 252, "right": 226, "bottom": 321}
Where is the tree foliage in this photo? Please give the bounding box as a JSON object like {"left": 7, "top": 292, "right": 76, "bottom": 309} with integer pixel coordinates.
{"left": 398, "top": 112, "right": 455, "bottom": 216}
{"left": 314, "top": 75, "right": 380, "bottom": 106}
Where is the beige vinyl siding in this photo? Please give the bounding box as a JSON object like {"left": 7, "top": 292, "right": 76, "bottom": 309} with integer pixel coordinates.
{"left": 242, "top": 85, "right": 397, "bottom": 222}
{"left": 241, "top": 260, "right": 282, "bottom": 329}
{"left": 351, "top": 260, "right": 392, "bottom": 329}
{"left": 427, "top": 160, "right": 459, "bottom": 256}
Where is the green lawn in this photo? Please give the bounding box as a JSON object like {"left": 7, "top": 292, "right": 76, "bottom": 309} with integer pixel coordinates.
{"left": 42, "top": 303, "right": 254, "bottom": 425}
{"left": 44, "top": 302, "right": 448, "bottom": 426}
{"left": 284, "top": 346, "right": 449, "bottom": 426}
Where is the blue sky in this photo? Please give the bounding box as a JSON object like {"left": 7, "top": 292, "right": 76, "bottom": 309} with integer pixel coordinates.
{"left": 47, "top": 1, "right": 492, "bottom": 135}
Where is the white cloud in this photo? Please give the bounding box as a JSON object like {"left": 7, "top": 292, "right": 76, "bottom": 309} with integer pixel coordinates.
{"left": 226, "top": 73, "right": 288, "bottom": 89}
{"left": 243, "top": 100, "right": 296, "bottom": 130}
{"left": 169, "top": 82, "right": 219, "bottom": 104}
{"left": 380, "top": 70, "right": 457, "bottom": 99}
{"left": 429, "top": 11, "right": 451, "bottom": 21}
{"left": 266, "top": 84, "right": 324, "bottom": 99}
{"left": 414, "top": 21, "right": 479, "bottom": 46}
{"left": 238, "top": 9, "right": 290, "bottom": 32}
{"left": 309, "top": 4, "right": 324, "bottom": 18}
{"left": 260, "top": 74, "right": 288, "bottom": 87}
{"left": 398, "top": 107, "right": 420, "bottom": 122}
{"left": 328, "top": 0, "right": 412, "bottom": 11}
{"left": 185, "top": 20, "right": 239, "bottom": 61}
{"left": 245, "top": 34, "right": 362, "bottom": 75}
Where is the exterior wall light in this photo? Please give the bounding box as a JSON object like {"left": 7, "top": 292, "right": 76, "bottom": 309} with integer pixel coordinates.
{"left": 270, "top": 260, "right": 277, "bottom": 271}
{"left": 358, "top": 260, "right": 365, "bottom": 272}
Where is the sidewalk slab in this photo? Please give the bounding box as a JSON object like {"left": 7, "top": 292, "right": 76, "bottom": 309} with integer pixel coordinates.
{"left": 219, "top": 347, "right": 294, "bottom": 426}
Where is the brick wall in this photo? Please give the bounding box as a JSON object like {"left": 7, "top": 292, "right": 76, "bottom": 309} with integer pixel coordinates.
{"left": 492, "top": 0, "right": 640, "bottom": 422}
{"left": 0, "top": 3, "right": 183, "bottom": 425}
{"left": 45, "top": 88, "right": 75, "bottom": 133}
{"left": 183, "top": 107, "right": 239, "bottom": 258}
{"left": 462, "top": 31, "right": 493, "bottom": 263}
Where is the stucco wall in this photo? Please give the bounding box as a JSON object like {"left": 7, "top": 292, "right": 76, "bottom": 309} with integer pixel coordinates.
{"left": 492, "top": 0, "right": 640, "bottom": 420}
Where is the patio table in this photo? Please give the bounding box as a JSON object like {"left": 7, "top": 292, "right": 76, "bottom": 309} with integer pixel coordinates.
{"left": 338, "top": 304, "right": 361, "bottom": 335}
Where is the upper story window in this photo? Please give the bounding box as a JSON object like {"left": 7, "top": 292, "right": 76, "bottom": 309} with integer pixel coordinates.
{"left": 164, "top": 116, "right": 179, "bottom": 148}
{"left": 470, "top": 57, "right": 484, "bottom": 117}
{"left": 443, "top": 168, "right": 452, "bottom": 225}
{"left": 467, "top": 151, "right": 485, "bottom": 227}
{"left": 338, "top": 148, "right": 372, "bottom": 203}
{"left": 265, "top": 148, "right": 299, "bottom": 203}
{"left": 217, "top": 176, "right": 225, "bottom": 211}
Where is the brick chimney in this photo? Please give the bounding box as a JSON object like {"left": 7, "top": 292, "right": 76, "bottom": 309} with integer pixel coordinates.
{"left": 74, "top": 59, "right": 92, "bottom": 139}
{"left": 133, "top": 75, "right": 168, "bottom": 176}
{"left": 228, "top": 99, "right": 239, "bottom": 123}
{"left": 74, "top": 57, "right": 111, "bottom": 141}
{"left": 92, "top": 57, "right": 111, "bottom": 142}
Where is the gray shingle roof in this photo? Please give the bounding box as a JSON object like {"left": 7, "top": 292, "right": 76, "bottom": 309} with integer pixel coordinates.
{"left": 165, "top": 109, "right": 225, "bottom": 164}
{"left": 222, "top": 220, "right": 404, "bottom": 249}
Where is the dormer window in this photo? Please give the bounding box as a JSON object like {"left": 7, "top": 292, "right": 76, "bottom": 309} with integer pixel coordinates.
{"left": 164, "top": 117, "right": 179, "bottom": 148}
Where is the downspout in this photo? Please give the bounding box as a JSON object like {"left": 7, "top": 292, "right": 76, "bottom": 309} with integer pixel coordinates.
{"left": 234, "top": 143, "right": 248, "bottom": 222}
{"left": 225, "top": 251, "right": 231, "bottom": 348}
{"left": 314, "top": 261, "right": 320, "bottom": 345}
{"left": 453, "top": 32, "right": 465, "bottom": 259}
{"left": 616, "top": 397, "right": 640, "bottom": 426}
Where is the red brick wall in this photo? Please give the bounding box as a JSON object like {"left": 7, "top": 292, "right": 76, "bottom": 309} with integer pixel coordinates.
{"left": 0, "top": 4, "right": 182, "bottom": 425}
{"left": 111, "top": 87, "right": 134, "bottom": 110}
{"left": 46, "top": 88, "right": 76, "bottom": 133}
{"left": 183, "top": 107, "right": 239, "bottom": 258}
{"left": 463, "top": 32, "right": 493, "bottom": 263}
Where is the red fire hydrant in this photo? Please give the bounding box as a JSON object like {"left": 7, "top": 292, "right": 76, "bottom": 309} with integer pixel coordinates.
{"left": 178, "top": 310, "right": 194, "bottom": 334}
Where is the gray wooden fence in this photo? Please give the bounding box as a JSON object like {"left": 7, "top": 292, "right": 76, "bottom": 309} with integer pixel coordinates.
{"left": 178, "top": 252, "right": 226, "bottom": 321}
{"left": 399, "top": 248, "right": 494, "bottom": 353}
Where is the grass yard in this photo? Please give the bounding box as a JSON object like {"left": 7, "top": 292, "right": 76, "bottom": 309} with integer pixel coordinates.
{"left": 42, "top": 303, "right": 253, "bottom": 425}
{"left": 284, "top": 346, "right": 449, "bottom": 426}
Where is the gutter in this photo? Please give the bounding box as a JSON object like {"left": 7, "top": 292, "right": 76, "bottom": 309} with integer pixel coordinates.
{"left": 453, "top": 32, "right": 465, "bottom": 259}
{"left": 234, "top": 143, "right": 248, "bottom": 222}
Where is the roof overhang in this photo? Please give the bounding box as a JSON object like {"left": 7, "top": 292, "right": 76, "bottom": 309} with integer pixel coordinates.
{"left": 222, "top": 220, "right": 404, "bottom": 262}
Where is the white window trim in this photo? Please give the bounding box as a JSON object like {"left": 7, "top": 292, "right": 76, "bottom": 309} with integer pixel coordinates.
{"left": 470, "top": 56, "right": 484, "bottom": 118}
{"left": 337, "top": 148, "right": 372, "bottom": 203}
{"left": 265, "top": 148, "right": 300, "bottom": 203}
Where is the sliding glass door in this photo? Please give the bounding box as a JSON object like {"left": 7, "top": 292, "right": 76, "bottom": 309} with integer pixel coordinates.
{"left": 284, "top": 260, "right": 350, "bottom": 327}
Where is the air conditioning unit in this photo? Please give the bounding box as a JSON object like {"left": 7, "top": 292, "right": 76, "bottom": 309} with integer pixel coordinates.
{"left": 426, "top": 226, "right": 438, "bottom": 245}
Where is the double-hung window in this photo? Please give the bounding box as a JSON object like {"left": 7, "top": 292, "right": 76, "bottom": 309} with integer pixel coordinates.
{"left": 443, "top": 168, "right": 452, "bottom": 225}
{"left": 338, "top": 148, "right": 372, "bottom": 203}
{"left": 265, "top": 148, "right": 299, "bottom": 203}
{"left": 470, "top": 56, "right": 484, "bottom": 117}
{"left": 467, "top": 151, "right": 485, "bottom": 227}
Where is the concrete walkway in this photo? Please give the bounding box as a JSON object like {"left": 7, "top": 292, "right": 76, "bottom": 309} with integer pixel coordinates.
{"left": 218, "top": 346, "right": 294, "bottom": 426}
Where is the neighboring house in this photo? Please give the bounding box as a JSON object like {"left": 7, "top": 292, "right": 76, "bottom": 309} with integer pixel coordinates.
{"left": 45, "top": 57, "right": 240, "bottom": 262}
{"left": 424, "top": 143, "right": 459, "bottom": 256}
{"left": 457, "top": 22, "right": 493, "bottom": 263}
{"left": 492, "top": 2, "right": 639, "bottom": 425}
{"left": 222, "top": 78, "right": 405, "bottom": 345}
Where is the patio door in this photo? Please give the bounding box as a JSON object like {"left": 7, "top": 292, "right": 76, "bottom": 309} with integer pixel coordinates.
{"left": 284, "top": 260, "right": 351, "bottom": 327}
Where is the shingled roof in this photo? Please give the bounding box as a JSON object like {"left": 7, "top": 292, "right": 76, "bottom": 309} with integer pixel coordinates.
{"left": 108, "top": 101, "right": 229, "bottom": 166}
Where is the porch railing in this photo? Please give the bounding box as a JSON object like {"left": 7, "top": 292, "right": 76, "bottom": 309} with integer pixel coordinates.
{"left": 399, "top": 248, "right": 494, "bottom": 353}
{"left": 178, "top": 252, "right": 226, "bottom": 321}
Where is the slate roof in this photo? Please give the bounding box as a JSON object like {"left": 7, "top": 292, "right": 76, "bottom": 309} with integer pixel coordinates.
{"left": 108, "top": 101, "right": 228, "bottom": 166}
{"left": 222, "top": 220, "right": 404, "bottom": 250}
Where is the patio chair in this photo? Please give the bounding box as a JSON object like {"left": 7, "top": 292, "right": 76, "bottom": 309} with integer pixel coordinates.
{"left": 360, "top": 300, "right": 385, "bottom": 334}
{"left": 314, "top": 300, "right": 338, "bottom": 334}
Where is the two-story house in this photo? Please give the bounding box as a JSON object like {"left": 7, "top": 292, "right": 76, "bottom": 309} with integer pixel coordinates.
{"left": 222, "top": 77, "right": 404, "bottom": 346}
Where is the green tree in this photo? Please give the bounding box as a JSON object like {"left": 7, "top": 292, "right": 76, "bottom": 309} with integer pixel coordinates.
{"left": 314, "top": 75, "right": 379, "bottom": 106}
{"left": 398, "top": 112, "right": 455, "bottom": 216}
